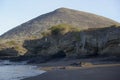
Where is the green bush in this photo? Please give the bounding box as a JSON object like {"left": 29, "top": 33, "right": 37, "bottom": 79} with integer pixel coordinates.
{"left": 49, "top": 24, "right": 80, "bottom": 35}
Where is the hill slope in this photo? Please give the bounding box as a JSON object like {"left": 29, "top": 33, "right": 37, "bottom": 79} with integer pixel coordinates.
{"left": 0, "top": 8, "right": 119, "bottom": 39}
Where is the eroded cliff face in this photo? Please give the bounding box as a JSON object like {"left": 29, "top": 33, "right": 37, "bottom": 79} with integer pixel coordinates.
{"left": 0, "top": 48, "right": 18, "bottom": 57}
{"left": 81, "top": 26, "right": 120, "bottom": 57}
{"left": 0, "top": 25, "right": 120, "bottom": 59}
{"left": 23, "top": 25, "right": 120, "bottom": 59}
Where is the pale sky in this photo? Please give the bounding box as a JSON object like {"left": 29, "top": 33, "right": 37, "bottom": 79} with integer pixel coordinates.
{"left": 0, "top": 0, "right": 120, "bottom": 35}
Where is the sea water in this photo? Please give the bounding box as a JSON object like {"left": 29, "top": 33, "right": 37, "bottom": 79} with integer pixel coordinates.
{"left": 0, "top": 60, "right": 45, "bottom": 80}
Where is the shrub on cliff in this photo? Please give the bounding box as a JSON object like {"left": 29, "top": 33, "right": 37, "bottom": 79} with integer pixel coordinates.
{"left": 49, "top": 24, "right": 80, "bottom": 35}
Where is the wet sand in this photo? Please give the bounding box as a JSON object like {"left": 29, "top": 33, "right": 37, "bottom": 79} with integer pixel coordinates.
{"left": 22, "top": 65, "right": 120, "bottom": 80}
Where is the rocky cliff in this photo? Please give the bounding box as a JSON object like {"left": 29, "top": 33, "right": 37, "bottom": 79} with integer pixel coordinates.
{"left": 23, "top": 25, "right": 120, "bottom": 59}
{"left": 0, "top": 8, "right": 120, "bottom": 59}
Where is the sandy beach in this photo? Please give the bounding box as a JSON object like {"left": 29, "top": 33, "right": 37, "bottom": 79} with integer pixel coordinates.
{"left": 22, "top": 65, "right": 120, "bottom": 80}
{"left": 22, "top": 58, "right": 120, "bottom": 80}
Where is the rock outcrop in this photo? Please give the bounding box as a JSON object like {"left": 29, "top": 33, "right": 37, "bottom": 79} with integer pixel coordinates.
{"left": 23, "top": 25, "right": 120, "bottom": 59}
{"left": 0, "top": 48, "right": 18, "bottom": 56}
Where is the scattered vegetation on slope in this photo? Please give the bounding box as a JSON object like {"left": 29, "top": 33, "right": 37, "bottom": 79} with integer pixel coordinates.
{"left": 1, "top": 8, "right": 119, "bottom": 39}
{"left": 0, "top": 40, "right": 27, "bottom": 56}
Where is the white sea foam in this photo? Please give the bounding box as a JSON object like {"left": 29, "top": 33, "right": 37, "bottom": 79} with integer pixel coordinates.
{"left": 0, "top": 60, "right": 45, "bottom": 80}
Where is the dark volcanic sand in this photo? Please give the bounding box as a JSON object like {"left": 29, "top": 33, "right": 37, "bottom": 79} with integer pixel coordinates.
{"left": 22, "top": 65, "right": 120, "bottom": 80}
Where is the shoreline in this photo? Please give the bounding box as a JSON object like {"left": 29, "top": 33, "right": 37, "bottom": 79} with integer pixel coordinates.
{"left": 1, "top": 57, "right": 120, "bottom": 80}
{"left": 39, "top": 63, "right": 120, "bottom": 71}
{"left": 22, "top": 64, "right": 120, "bottom": 80}
{"left": 22, "top": 57, "right": 120, "bottom": 80}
